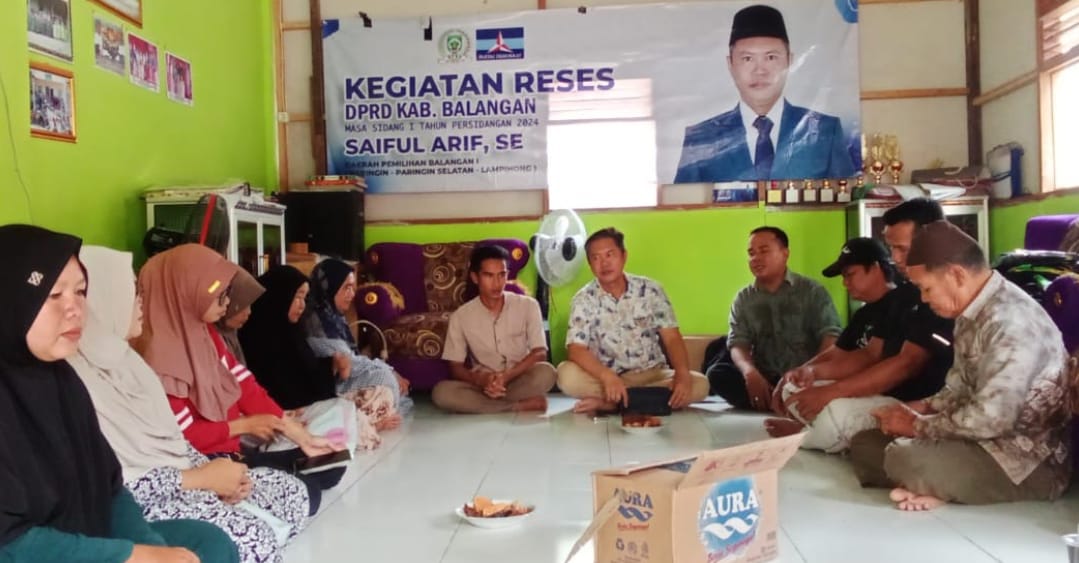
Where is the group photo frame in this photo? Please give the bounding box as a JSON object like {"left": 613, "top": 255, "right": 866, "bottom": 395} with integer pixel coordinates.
{"left": 128, "top": 32, "right": 159, "bottom": 91}
{"left": 27, "top": 0, "right": 73, "bottom": 61}
{"left": 93, "top": 16, "right": 126, "bottom": 76}
{"left": 165, "top": 52, "right": 193, "bottom": 105}
{"left": 29, "top": 62, "right": 76, "bottom": 142}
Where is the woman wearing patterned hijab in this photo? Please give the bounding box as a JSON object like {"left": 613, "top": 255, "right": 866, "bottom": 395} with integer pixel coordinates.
{"left": 0, "top": 225, "right": 237, "bottom": 563}
{"left": 69, "top": 246, "right": 308, "bottom": 562}
{"left": 304, "top": 259, "right": 357, "bottom": 344}
{"left": 303, "top": 258, "right": 412, "bottom": 419}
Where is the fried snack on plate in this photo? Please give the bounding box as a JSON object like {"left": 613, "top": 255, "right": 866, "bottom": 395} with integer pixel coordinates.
{"left": 622, "top": 414, "right": 662, "bottom": 428}
{"left": 462, "top": 496, "right": 533, "bottom": 518}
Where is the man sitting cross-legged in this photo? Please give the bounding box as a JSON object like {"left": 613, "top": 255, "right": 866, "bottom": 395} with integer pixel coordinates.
{"left": 707, "top": 226, "right": 842, "bottom": 412}
{"left": 557, "top": 227, "right": 710, "bottom": 414}
{"left": 432, "top": 245, "right": 556, "bottom": 414}
{"left": 764, "top": 237, "right": 948, "bottom": 452}
{"left": 850, "top": 221, "right": 1073, "bottom": 511}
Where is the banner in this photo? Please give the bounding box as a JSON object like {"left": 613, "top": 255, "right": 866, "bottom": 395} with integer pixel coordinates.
{"left": 322, "top": 0, "right": 861, "bottom": 193}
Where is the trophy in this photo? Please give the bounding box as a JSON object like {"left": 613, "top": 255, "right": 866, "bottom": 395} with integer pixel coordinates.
{"left": 837, "top": 179, "right": 851, "bottom": 203}
{"left": 785, "top": 180, "right": 800, "bottom": 204}
{"left": 869, "top": 160, "right": 887, "bottom": 185}
{"left": 802, "top": 179, "right": 818, "bottom": 203}
{"left": 863, "top": 133, "right": 903, "bottom": 185}
{"left": 883, "top": 134, "right": 903, "bottom": 183}
{"left": 820, "top": 179, "right": 835, "bottom": 203}
{"left": 889, "top": 160, "right": 904, "bottom": 184}
{"left": 766, "top": 180, "right": 783, "bottom": 204}
{"left": 863, "top": 133, "right": 884, "bottom": 184}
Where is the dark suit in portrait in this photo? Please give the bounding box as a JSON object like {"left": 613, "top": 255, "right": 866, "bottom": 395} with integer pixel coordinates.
{"left": 674, "top": 100, "right": 856, "bottom": 183}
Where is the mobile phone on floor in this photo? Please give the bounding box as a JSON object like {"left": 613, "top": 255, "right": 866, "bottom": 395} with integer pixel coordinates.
{"left": 292, "top": 449, "right": 353, "bottom": 474}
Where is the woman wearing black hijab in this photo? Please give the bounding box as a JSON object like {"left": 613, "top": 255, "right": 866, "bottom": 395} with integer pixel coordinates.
{"left": 239, "top": 265, "right": 336, "bottom": 410}
{"left": 0, "top": 225, "right": 238, "bottom": 563}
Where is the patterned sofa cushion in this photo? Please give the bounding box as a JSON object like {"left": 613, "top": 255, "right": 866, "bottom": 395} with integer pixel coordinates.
{"left": 383, "top": 311, "right": 454, "bottom": 360}
{"left": 1046, "top": 273, "right": 1079, "bottom": 355}
{"left": 421, "top": 243, "right": 474, "bottom": 312}
{"left": 1063, "top": 220, "right": 1079, "bottom": 254}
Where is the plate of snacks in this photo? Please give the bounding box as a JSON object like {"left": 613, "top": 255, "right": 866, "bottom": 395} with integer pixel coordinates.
{"left": 456, "top": 496, "right": 535, "bottom": 529}
{"left": 620, "top": 414, "right": 664, "bottom": 435}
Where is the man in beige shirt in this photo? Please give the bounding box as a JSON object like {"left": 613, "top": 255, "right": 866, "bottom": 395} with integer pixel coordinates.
{"left": 432, "top": 245, "right": 555, "bottom": 414}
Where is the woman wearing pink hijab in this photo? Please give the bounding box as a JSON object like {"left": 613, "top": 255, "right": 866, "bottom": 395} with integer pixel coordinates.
{"left": 133, "top": 244, "right": 344, "bottom": 513}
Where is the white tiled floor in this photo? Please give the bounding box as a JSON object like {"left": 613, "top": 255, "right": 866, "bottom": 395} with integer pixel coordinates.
{"left": 285, "top": 396, "right": 1079, "bottom": 563}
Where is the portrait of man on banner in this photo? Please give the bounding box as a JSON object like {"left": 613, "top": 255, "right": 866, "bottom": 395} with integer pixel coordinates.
{"left": 673, "top": 4, "right": 858, "bottom": 184}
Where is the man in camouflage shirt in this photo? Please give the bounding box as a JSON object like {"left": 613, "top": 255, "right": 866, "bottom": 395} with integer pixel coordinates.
{"left": 707, "top": 226, "right": 842, "bottom": 411}
{"left": 851, "top": 221, "right": 1072, "bottom": 510}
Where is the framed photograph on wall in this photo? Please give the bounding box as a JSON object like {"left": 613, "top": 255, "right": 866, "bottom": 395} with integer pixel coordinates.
{"left": 90, "top": 0, "right": 142, "bottom": 27}
{"left": 128, "top": 32, "right": 158, "bottom": 92}
{"left": 93, "top": 16, "right": 125, "bottom": 76}
{"left": 165, "top": 52, "right": 193, "bottom": 105}
{"left": 27, "top": 0, "right": 73, "bottom": 61}
{"left": 29, "top": 63, "right": 76, "bottom": 142}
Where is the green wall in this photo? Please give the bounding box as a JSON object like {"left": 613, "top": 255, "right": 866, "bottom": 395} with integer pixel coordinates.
{"left": 367, "top": 205, "right": 849, "bottom": 363}
{"left": 0, "top": 0, "right": 276, "bottom": 251}
{"left": 367, "top": 193, "right": 1079, "bottom": 363}
{"left": 989, "top": 193, "right": 1079, "bottom": 258}
{"left": 368, "top": 194, "right": 1079, "bottom": 363}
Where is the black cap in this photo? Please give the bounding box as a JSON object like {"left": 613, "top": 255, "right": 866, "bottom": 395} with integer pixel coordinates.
{"left": 823, "top": 237, "right": 892, "bottom": 278}
{"left": 730, "top": 5, "right": 789, "bottom": 47}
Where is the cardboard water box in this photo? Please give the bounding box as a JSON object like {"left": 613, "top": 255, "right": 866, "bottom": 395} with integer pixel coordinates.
{"left": 567, "top": 433, "right": 804, "bottom": 563}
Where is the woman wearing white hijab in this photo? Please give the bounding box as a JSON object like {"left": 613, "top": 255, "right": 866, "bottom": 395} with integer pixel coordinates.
{"left": 67, "top": 246, "right": 309, "bottom": 563}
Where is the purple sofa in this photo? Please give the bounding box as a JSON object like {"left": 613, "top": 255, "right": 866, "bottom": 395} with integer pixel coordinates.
{"left": 354, "top": 239, "right": 531, "bottom": 391}
{"left": 1024, "top": 215, "right": 1079, "bottom": 474}
{"left": 1025, "top": 214, "right": 1079, "bottom": 354}
{"left": 1025, "top": 214, "right": 1079, "bottom": 251}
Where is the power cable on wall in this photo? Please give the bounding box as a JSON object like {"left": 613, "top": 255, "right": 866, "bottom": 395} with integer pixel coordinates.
{"left": 0, "top": 67, "right": 35, "bottom": 222}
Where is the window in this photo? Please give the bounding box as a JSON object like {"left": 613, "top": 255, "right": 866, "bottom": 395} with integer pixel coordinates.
{"left": 1039, "top": 0, "right": 1079, "bottom": 191}
{"left": 546, "top": 79, "right": 658, "bottom": 210}
{"left": 1049, "top": 62, "right": 1079, "bottom": 188}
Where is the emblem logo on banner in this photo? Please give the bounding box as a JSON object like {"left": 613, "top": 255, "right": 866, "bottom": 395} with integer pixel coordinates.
{"left": 476, "top": 27, "right": 525, "bottom": 60}
{"left": 697, "top": 477, "right": 760, "bottom": 562}
{"left": 438, "top": 29, "right": 471, "bottom": 63}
